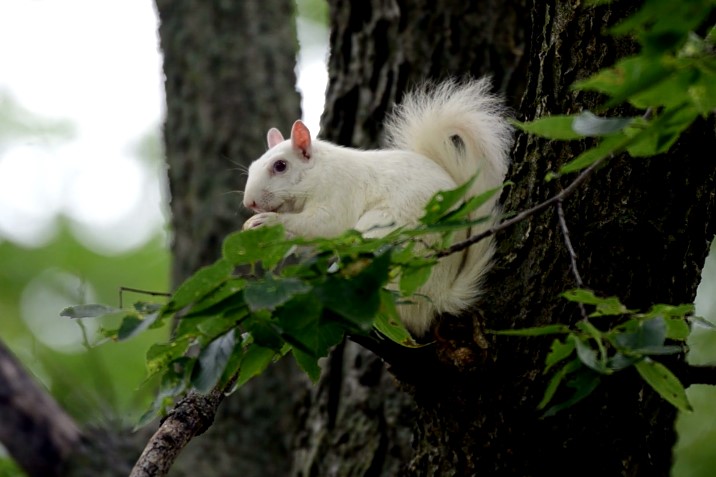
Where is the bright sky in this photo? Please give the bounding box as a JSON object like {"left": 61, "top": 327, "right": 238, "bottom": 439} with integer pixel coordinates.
{"left": 0, "top": 0, "right": 326, "bottom": 253}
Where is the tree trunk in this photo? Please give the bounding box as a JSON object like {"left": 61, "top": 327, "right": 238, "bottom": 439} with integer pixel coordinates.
{"left": 291, "top": 1, "right": 716, "bottom": 476}
{"left": 154, "top": 1, "right": 306, "bottom": 475}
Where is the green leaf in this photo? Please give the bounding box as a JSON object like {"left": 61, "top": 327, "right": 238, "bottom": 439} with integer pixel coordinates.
{"left": 243, "top": 275, "right": 311, "bottom": 312}
{"left": 191, "top": 329, "right": 238, "bottom": 393}
{"left": 689, "top": 68, "right": 716, "bottom": 115}
{"left": 183, "top": 278, "right": 247, "bottom": 318}
{"left": 635, "top": 358, "right": 692, "bottom": 412}
{"left": 488, "top": 324, "right": 571, "bottom": 336}
{"left": 609, "top": 0, "right": 712, "bottom": 53}
{"left": 274, "top": 294, "right": 324, "bottom": 354}
{"left": 222, "top": 225, "right": 292, "bottom": 268}
{"left": 512, "top": 116, "right": 583, "bottom": 140}
{"left": 237, "top": 344, "right": 277, "bottom": 387}
{"left": 117, "top": 311, "right": 161, "bottom": 341}
{"left": 166, "top": 259, "right": 233, "bottom": 313}
{"left": 275, "top": 292, "right": 346, "bottom": 363}
{"left": 626, "top": 105, "right": 699, "bottom": 157}
{"left": 538, "top": 358, "right": 582, "bottom": 410}
{"left": 663, "top": 318, "right": 690, "bottom": 341}
{"left": 420, "top": 176, "right": 477, "bottom": 225}
{"left": 573, "top": 56, "right": 673, "bottom": 108}
{"left": 614, "top": 316, "right": 667, "bottom": 351}
{"left": 640, "top": 303, "right": 694, "bottom": 320}
{"left": 292, "top": 347, "right": 322, "bottom": 382}
{"left": 557, "top": 134, "right": 625, "bottom": 175}
{"left": 219, "top": 341, "right": 244, "bottom": 389}
{"left": 399, "top": 263, "right": 433, "bottom": 297}
{"left": 634, "top": 345, "right": 684, "bottom": 356}
{"left": 146, "top": 336, "right": 192, "bottom": 377}
{"left": 373, "top": 290, "right": 420, "bottom": 347}
{"left": 628, "top": 67, "right": 696, "bottom": 109}
{"left": 440, "top": 185, "right": 504, "bottom": 222}
{"left": 562, "top": 289, "right": 631, "bottom": 316}
{"left": 136, "top": 357, "right": 194, "bottom": 428}
{"left": 576, "top": 321, "right": 610, "bottom": 371}
{"left": 572, "top": 335, "right": 609, "bottom": 374}
{"left": 545, "top": 337, "right": 576, "bottom": 372}
{"left": 607, "top": 352, "right": 639, "bottom": 371}
{"left": 315, "top": 252, "right": 392, "bottom": 330}
{"left": 572, "top": 111, "right": 634, "bottom": 137}
{"left": 196, "top": 314, "right": 244, "bottom": 341}
{"left": 543, "top": 368, "right": 601, "bottom": 417}
{"left": 60, "top": 303, "right": 119, "bottom": 319}
{"left": 244, "top": 314, "right": 284, "bottom": 350}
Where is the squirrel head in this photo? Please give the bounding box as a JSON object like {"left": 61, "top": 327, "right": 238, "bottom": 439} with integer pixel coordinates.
{"left": 243, "top": 120, "right": 315, "bottom": 214}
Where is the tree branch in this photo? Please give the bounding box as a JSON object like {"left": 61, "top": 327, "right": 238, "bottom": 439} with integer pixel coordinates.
{"left": 0, "top": 339, "right": 82, "bottom": 477}
{"left": 129, "top": 379, "right": 234, "bottom": 477}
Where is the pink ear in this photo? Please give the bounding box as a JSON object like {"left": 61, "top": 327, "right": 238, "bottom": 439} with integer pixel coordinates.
{"left": 267, "top": 128, "right": 284, "bottom": 149}
{"left": 290, "top": 120, "right": 312, "bottom": 160}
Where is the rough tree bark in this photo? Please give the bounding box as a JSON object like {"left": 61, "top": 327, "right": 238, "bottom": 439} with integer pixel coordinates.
{"left": 154, "top": 1, "right": 306, "bottom": 476}
{"left": 290, "top": 1, "right": 716, "bottom": 476}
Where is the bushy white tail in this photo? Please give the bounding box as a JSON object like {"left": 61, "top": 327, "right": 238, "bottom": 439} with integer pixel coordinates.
{"left": 384, "top": 78, "right": 512, "bottom": 333}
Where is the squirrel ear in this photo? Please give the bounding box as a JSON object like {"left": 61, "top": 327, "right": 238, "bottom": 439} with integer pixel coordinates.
{"left": 290, "top": 120, "right": 312, "bottom": 160}
{"left": 267, "top": 128, "right": 284, "bottom": 149}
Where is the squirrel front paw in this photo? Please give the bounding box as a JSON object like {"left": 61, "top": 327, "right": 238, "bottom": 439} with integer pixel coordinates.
{"left": 243, "top": 212, "right": 279, "bottom": 230}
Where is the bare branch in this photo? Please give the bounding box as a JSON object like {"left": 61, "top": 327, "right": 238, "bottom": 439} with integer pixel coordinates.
{"left": 0, "top": 339, "right": 82, "bottom": 477}
{"left": 129, "top": 378, "right": 234, "bottom": 477}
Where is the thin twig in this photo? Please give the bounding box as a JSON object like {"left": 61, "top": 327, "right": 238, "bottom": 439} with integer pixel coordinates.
{"left": 556, "top": 199, "right": 589, "bottom": 320}
{"left": 556, "top": 199, "right": 584, "bottom": 287}
{"left": 435, "top": 157, "right": 606, "bottom": 258}
{"left": 119, "top": 287, "right": 171, "bottom": 308}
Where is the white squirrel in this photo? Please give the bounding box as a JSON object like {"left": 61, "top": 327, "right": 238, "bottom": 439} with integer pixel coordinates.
{"left": 242, "top": 78, "right": 512, "bottom": 336}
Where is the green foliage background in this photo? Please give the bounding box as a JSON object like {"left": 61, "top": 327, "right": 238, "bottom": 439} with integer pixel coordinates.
{"left": 0, "top": 94, "right": 169, "bottom": 477}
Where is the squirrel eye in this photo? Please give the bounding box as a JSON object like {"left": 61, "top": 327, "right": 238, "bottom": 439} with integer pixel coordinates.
{"left": 272, "top": 160, "right": 287, "bottom": 174}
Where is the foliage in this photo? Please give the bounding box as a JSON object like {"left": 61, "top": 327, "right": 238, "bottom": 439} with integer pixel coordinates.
{"left": 492, "top": 293, "right": 697, "bottom": 415}
{"left": 516, "top": 0, "right": 716, "bottom": 177}
{"left": 1, "top": 222, "right": 169, "bottom": 423}
{"left": 62, "top": 183, "right": 499, "bottom": 423}
{"left": 0, "top": 457, "right": 25, "bottom": 477}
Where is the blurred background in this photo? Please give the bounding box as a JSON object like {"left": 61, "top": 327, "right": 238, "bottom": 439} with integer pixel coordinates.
{"left": 0, "top": 1, "right": 713, "bottom": 475}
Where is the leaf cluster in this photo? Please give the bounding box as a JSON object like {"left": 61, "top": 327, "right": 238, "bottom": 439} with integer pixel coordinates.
{"left": 493, "top": 290, "right": 708, "bottom": 416}
{"left": 61, "top": 182, "right": 499, "bottom": 424}
{"left": 516, "top": 0, "right": 716, "bottom": 177}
